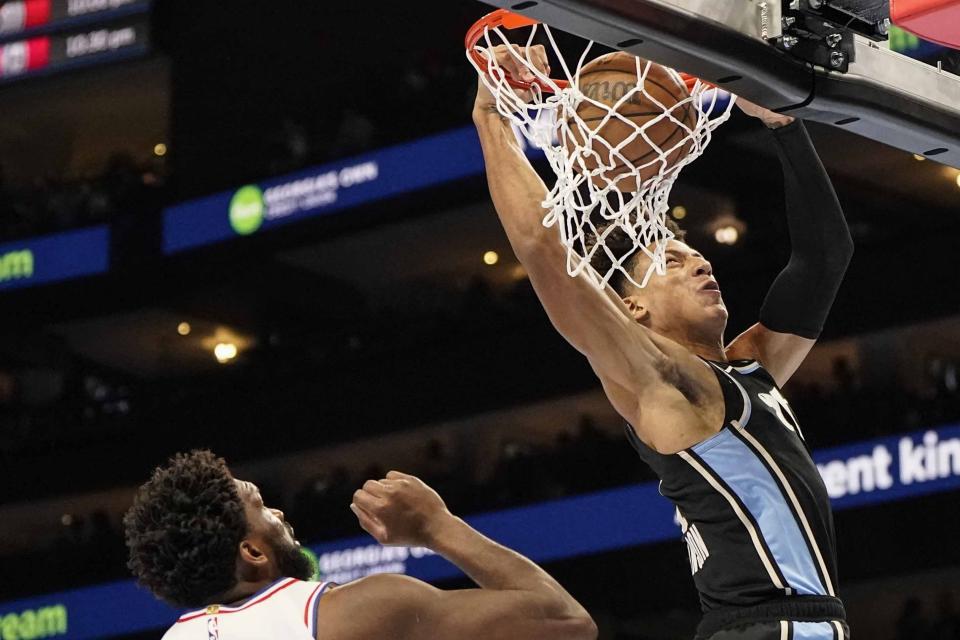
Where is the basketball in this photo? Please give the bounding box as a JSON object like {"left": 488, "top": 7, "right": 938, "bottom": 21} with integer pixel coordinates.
{"left": 563, "top": 52, "right": 697, "bottom": 189}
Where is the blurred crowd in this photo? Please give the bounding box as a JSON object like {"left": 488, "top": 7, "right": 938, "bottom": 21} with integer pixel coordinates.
{"left": 287, "top": 415, "right": 649, "bottom": 545}
{"left": 0, "top": 155, "right": 166, "bottom": 242}
{"left": 0, "top": 62, "right": 468, "bottom": 243}
{"left": 896, "top": 595, "right": 960, "bottom": 640}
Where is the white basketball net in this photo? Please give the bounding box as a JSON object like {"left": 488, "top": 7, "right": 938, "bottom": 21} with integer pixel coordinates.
{"left": 468, "top": 22, "right": 735, "bottom": 289}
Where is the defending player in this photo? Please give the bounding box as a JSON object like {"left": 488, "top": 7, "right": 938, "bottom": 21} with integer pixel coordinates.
{"left": 472, "top": 46, "right": 854, "bottom": 639}
{"left": 124, "top": 449, "right": 596, "bottom": 640}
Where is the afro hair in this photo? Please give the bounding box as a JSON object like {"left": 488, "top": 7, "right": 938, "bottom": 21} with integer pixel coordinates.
{"left": 123, "top": 450, "right": 248, "bottom": 608}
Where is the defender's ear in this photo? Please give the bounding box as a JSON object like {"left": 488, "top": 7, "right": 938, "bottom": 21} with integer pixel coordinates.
{"left": 622, "top": 296, "right": 649, "bottom": 323}
{"left": 238, "top": 540, "right": 270, "bottom": 567}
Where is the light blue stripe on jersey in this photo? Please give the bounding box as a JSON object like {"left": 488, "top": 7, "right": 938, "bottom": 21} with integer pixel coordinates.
{"left": 694, "top": 429, "right": 827, "bottom": 596}
{"left": 792, "top": 621, "right": 836, "bottom": 639}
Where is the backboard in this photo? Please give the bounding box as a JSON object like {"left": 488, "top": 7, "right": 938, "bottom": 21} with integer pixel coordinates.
{"left": 479, "top": 0, "right": 960, "bottom": 168}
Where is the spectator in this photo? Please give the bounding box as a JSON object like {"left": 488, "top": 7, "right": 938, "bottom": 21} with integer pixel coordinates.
{"left": 896, "top": 598, "right": 932, "bottom": 640}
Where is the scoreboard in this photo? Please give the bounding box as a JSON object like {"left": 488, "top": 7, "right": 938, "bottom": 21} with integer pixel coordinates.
{"left": 0, "top": 0, "right": 150, "bottom": 83}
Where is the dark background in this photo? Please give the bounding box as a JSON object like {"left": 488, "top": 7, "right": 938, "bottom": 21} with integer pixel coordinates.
{"left": 1, "top": 1, "right": 960, "bottom": 638}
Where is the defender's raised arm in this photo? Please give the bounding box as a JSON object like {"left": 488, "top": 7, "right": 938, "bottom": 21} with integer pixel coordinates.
{"left": 317, "top": 471, "right": 596, "bottom": 640}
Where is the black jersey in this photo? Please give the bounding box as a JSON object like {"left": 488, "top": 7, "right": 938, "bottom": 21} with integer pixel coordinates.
{"left": 627, "top": 358, "right": 840, "bottom": 613}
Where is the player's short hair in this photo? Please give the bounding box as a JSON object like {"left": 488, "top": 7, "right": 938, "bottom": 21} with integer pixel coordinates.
{"left": 123, "top": 449, "right": 247, "bottom": 608}
{"left": 589, "top": 217, "right": 687, "bottom": 297}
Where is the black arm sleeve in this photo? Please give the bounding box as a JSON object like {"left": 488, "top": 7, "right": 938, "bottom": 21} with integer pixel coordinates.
{"left": 758, "top": 120, "right": 854, "bottom": 339}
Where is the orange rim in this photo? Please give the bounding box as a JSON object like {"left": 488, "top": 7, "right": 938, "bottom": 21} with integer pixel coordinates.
{"left": 465, "top": 9, "right": 569, "bottom": 93}
{"left": 466, "top": 9, "right": 705, "bottom": 95}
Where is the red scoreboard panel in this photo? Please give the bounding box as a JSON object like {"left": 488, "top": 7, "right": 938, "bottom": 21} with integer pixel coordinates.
{"left": 0, "top": 0, "right": 149, "bottom": 38}
{"left": 0, "top": 0, "right": 150, "bottom": 83}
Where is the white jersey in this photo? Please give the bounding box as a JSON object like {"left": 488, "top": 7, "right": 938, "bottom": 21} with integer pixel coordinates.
{"left": 162, "top": 578, "right": 333, "bottom": 640}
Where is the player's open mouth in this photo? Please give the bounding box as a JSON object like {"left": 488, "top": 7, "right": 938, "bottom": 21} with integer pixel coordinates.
{"left": 699, "top": 280, "right": 720, "bottom": 293}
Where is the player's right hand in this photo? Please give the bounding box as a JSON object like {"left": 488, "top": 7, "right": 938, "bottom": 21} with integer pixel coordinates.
{"left": 473, "top": 44, "right": 550, "bottom": 114}
{"left": 350, "top": 471, "right": 452, "bottom": 548}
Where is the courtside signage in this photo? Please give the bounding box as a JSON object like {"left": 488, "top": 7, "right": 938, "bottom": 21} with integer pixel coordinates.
{"left": 0, "top": 603, "right": 68, "bottom": 640}
{"left": 162, "top": 125, "right": 542, "bottom": 254}
{"left": 814, "top": 423, "right": 960, "bottom": 509}
{"left": 3, "top": 423, "right": 960, "bottom": 638}
{"left": 0, "top": 226, "right": 109, "bottom": 292}
{"left": 162, "top": 106, "right": 747, "bottom": 255}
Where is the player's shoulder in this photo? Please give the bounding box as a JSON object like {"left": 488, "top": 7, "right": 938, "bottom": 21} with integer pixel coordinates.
{"left": 161, "top": 578, "right": 332, "bottom": 638}
{"left": 255, "top": 577, "right": 333, "bottom": 612}
{"left": 721, "top": 358, "right": 779, "bottom": 387}
{"left": 318, "top": 572, "right": 429, "bottom": 608}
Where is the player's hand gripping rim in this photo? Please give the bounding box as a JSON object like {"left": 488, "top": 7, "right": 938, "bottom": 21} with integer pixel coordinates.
{"left": 474, "top": 44, "right": 551, "bottom": 114}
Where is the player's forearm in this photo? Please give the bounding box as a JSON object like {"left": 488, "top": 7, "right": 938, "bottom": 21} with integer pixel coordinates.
{"left": 772, "top": 120, "right": 853, "bottom": 263}
{"left": 472, "top": 110, "right": 612, "bottom": 338}
{"left": 425, "top": 513, "right": 590, "bottom": 623}
{"left": 759, "top": 120, "right": 854, "bottom": 338}
{"left": 473, "top": 108, "right": 554, "bottom": 258}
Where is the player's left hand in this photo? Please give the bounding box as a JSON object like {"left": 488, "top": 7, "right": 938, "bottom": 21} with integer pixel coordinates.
{"left": 350, "top": 471, "right": 453, "bottom": 548}
{"left": 474, "top": 44, "right": 550, "bottom": 113}
{"left": 736, "top": 96, "right": 795, "bottom": 129}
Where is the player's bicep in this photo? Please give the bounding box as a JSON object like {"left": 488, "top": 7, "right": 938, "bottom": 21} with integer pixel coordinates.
{"left": 316, "top": 574, "right": 592, "bottom": 640}
{"left": 726, "top": 322, "right": 815, "bottom": 386}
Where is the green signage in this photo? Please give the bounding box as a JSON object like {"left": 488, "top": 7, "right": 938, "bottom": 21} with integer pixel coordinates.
{"left": 228, "top": 186, "right": 265, "bottom": 236}
{"left": 0, "top": 250, "right": 33, "bottom": 284}
{"left": 0, "top": 604, "right": 67, "bottom": 640}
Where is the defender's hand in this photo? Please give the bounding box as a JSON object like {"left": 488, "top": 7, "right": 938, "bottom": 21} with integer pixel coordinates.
{"left": 736, "top": 96, "right": 795, "bottom": 129}
{"left": 473, "top": 44, "right": 550, "bottom": 115}
{"left": 351, "top": 471, "right": 453, "bottom": 548}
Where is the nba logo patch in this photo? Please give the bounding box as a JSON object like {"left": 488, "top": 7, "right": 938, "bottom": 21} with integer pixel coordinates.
{"left": 207, "top": 615, "right": 220, "bottom": 640}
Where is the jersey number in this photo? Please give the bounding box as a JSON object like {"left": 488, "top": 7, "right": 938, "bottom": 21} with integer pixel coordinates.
{"left": 758, "top": 387, "right": 805, "bottom": 440}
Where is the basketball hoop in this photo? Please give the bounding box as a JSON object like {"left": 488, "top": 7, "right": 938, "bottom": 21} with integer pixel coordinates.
{"left": 466, "top": 9, "right": 735, "bottom": 289}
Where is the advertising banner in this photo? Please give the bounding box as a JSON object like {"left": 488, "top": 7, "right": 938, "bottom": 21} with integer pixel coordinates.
{"left": 0, "top": 226, "right": 109, "bottom": 292}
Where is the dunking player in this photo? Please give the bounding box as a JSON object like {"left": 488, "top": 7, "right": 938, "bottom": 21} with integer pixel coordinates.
{"left": 124, "top": 450, "right": 596, "bottom": 640}
{"left": 473, "top": 45, "right": 854, "bottom": 639}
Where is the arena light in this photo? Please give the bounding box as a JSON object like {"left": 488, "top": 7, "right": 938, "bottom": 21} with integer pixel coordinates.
{"left": 671, "top": 205, "right": 687, "bottom": 220}
{"left": 714, "top": 225, "right": 739, "bottom": 245}
{"left": 177, "top": 322, "right": 191, "bottom": 336}
{"left": 214, "top": 342, "right": 238, "bottom": 364}
{"left": 955, "top": 173, "right": 960, "bottom": 189}
{"left": 202, "top": 328, "right": 253, "bottom": 364}
{"left": 154, "top": 143, "right": 167, "bottom": 157}
{"left": 483, "top": 250, "right": 499, "bottom": 266}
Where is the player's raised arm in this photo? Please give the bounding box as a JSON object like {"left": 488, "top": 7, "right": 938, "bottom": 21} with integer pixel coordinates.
{"left": 471, "top": 45, "right": 690, "bottom": 394}
{"left": 317, "top": 471, "right": 596, "bottom": 640}
{"left": 727, "top": 101, "right": 854, "bottom": 386}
